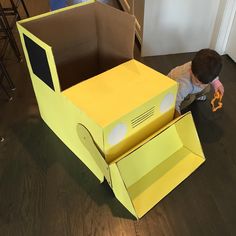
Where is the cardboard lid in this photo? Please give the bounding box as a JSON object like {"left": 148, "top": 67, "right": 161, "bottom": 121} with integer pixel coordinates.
{"left": 63, "top": 59, "right": 177, "bottom": 127}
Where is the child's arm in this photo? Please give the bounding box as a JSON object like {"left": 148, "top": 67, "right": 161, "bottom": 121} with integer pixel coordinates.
{"left": 167, "top": 64, "right": 192, "bottom": 117}
{"left": 211, "top": 78, "right": 224, "bottom": 96}
{"left": 174, "top": 82, "right": 190, "bottom": 116}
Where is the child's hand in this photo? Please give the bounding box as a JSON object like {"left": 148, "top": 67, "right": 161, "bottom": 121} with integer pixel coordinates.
{"left": 216, "top": 83, "right": 224, "bottom": 96}
{"left": 211, "top": 78, "right": 224, "bottom": 96}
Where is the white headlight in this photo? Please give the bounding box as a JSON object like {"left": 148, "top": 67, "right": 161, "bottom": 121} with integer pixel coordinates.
{"left": 108, "top": 123, "right": 127, "bottom": 146}
{"left": 160, "top": 93, "right": 175, "bottom": 113}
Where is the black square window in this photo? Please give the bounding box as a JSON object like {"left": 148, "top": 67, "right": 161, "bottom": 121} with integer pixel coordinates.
{"left": 23, "top": 34, "right": 54, "bottom": 90}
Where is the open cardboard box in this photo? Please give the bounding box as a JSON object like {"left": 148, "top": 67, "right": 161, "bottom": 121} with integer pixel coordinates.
{"left": 17, "top": 1, "right": 205, "bottom": 218}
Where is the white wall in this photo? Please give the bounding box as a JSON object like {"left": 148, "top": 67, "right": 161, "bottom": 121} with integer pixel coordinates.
{"left": 212, "top": 0, "right": 236, "bottom": 55}
{"left": 226, "top": 13, "right": 236, "bottom": 61}
{"left": 142, "top": 0, "right": 220, "bottom": 56}
{"left": 210, "top": 0, "right": 227, "bottom": 50}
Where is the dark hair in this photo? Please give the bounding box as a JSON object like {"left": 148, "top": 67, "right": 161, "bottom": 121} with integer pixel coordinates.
{"left": 191, "top": 49, "right": 222, "bottom": 83}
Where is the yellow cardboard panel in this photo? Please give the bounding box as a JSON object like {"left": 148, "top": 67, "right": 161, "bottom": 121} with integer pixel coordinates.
{"left": 17, "top": 26, "right": 105, "bottom": 182}
{"left": 117, "top": 125, "right": 183, "bottom": 188}
{"left": 32, "top": 76, "right": 105, "bottom": 182}
{"left": 76, "top": 124, "right": 110, "bottom": 184}
{"left": 128, "top": 147, "right": 204, "bottom": 218}
{"left": 63, "top": 59, "right": 177, "bottom": 127}
{"left": 175, "top": 114, "right": 205, "bottom": 158}
{"left": 105, "top": 109, "right": 174, "bottom": 163}
{"left": 109, "top": 163, "right": 137, "bottom": 218}
{"left": 17, "top": 24, "right": 61, "bottom": 93}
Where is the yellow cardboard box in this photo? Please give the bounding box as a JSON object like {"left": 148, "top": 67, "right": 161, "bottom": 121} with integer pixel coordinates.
{"left": 63, "top": 59, "right": 178, "bottom": 163}
{"left": 17, "top": 1, "right": 205, "bottom": 218}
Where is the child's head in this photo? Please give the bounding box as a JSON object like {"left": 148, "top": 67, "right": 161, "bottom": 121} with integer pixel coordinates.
{"left": 191, "top": 49, "right": 222, "bottom": 84}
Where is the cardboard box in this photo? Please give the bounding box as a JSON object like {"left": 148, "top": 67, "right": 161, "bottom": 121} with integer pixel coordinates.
{"left": 17, "top": 1, "right": 205, "bottom": 219}
{"left": 63, "top": 59, "right": 178, "bottom": 162}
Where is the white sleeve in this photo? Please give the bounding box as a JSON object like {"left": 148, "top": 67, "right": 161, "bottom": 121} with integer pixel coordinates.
{"left": 175, "top": 81, "right": 192, "bottom": 113}
{"left": 175, "top": 88, "right": 184, "bottom": 113}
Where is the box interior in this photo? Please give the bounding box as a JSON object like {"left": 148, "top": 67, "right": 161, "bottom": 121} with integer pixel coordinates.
{"left": 22, "top": 2, "right": 135, "bottom": 90}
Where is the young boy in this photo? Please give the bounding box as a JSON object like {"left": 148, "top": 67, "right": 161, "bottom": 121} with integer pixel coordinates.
{"left": 168, "top": 49, "right": 224, "bottom": 116}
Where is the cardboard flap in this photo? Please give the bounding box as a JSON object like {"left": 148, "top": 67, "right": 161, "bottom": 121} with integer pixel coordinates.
{"left": 21, "top": 3, "right": 98, "bottom": 90}
{"left": 109, "top": 163, "right": 137, "bottom": 218}
{"left": 128, "top": 148, "right": 204, "bottom": 218}
{"left": 77, "top": 123, "right": 110, "bottom": 184}
{"left": 96, "top": 2, "right": 135, "bottom": 72}
{"left": 175, "top": 114, "right": 205, "bottom": 158}
{"left": 20, "top": 2, "right": 135, "bottom": 91}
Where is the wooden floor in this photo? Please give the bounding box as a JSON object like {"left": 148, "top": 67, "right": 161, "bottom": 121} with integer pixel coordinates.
{"left": 1, "top": 1, "right": 236, "bottom": 235}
